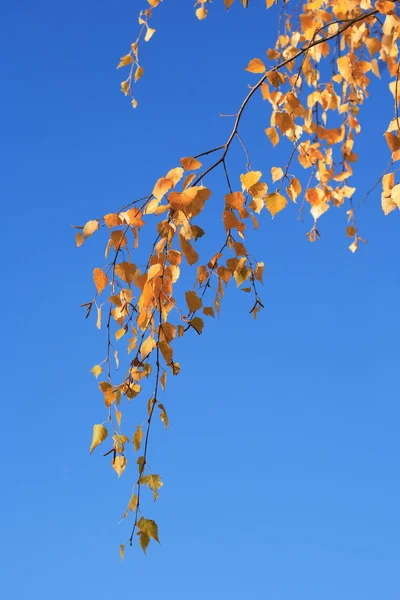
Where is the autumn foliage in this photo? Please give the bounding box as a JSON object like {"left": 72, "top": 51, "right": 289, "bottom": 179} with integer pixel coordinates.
{"left": 76, "top": 0, "right": 400, "bottom": 558}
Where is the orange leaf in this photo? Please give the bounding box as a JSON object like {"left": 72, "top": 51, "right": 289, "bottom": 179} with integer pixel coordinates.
{"left": 93, "top": 268, "right": 108, "bottom": 294}
{"left": 246, "top": 58, "right": 266, "bottom": 74}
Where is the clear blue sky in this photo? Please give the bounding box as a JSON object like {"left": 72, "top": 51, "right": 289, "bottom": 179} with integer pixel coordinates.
{"left": 1, "top": 1, "right": 399, "bottom": 598}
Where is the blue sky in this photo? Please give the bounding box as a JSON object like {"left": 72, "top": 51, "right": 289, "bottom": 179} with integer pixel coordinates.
{"left": 1, "top": 1, "right": 399, "bottom": 598}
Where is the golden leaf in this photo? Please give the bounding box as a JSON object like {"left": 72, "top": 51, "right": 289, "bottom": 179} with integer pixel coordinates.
{"left": 115, "top": 262, "right": 137, "bottom": 285}
{"left": 225, "top": 192, "right": 245, "bottom": 210}
{"left": 145, "top": 26, "right": 156, "bottom": 42}
{"left": 234, "top": 257, "right": 250, "bottom": 286}
{"left": 112, "top": 456, "right": 127, "bottom": 477}
{"left": 159, "top": 340, "right": 173, "bottom": 364}
{"left": 110, "top": 230, "right": 127, "bottom": 250}
{"left": 115, "top": 408, "right": 122, "bottom": 428}
{"left": 139, "top": 531, "right": 150, "bottom": 554}
{"left": 185, "top": 290, "right": 202, "bottom": 312}
{"left": 99, "top": 381, "right": 117, "bottom": 407}
{"left": 90, "top": 364, "right": 103, "bottom": 379}
{"left": 138, "top": 516, "right": 160, "bottom": 543}
{"left": 128, "top": 492, "right": 138, "bottom": 512}
{"left": 133, "top": 425, "right": 143, "bottom": 452}
{"left": 240, "top": 171, "right": 262, "bottom": 191}
{"left": 265, "top": 192, "right": 288, "bottom": 216}
{"left": 153, "top": 177, "right": 173, "bottom": 200}
{"left": 76, "top": 232, "right": 84, "bottom": 247}
{"left": 165, "top": 166, "right": 184, "bottom": 186}
{"left": 121, "top": 80, "right": 129, "bottom": 95}
{"left": 134, "top": 65, "right": 144, "bottom": 82}
{"left": 83, "top": 220, "right": 99, "bottom": 239}
{"left": 117, "top": 54, "right": 133, "bottom": 68}
{"left": 180, "top": 156, "right": 202, "bottom": 170}
{"left": 265, "top": 127, "right": 279, "bottom": 146}
{"left": 140, "top": 335, "right": 156, "bottom": 359}
{"left": 224, "top": 0, "right": 234, "bottom": 8}
{"left": 115, "top": 328, "right": 126, "bottom": 341}
{"left": 93, "top": 268, "right": 108, "bottom": 294}
{"left": 195, "top": 2, "right": 207, "bottom": 19}
{"left": 119, "top": 545, "right": 125, "bottom": 561}
{"left": 179, "top": 234, "right": 199, "bottom": 265}
{"left": 158, "top": 403, "right": 169, "bottom": 429}
{"left": 286, "top": 177, "right": 301, "bottom": 202}
{"left": 246, "top": 58, "right": 266, "bottom": 74}
{"left": 271, "top": 167, "right": 284, "bottom": 183}
{"left": 104, "top": 213, "right": 122, "bottom": 228}
{"left": 140, "top": 474, "right": 163, "bottom": 501}
{"left": 89, "top": 424, "right": 108, "bottom": 454}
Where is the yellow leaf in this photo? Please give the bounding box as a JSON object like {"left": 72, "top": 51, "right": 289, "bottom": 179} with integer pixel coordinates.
{"left": 265, "top": 192, "right": 288, "bottom": 216}
{"left": 99, "top": 381, "right": 117, "bottom": 407}
{"left": 93, "top": 268, "right": 108, "bottom": 294}
{"left": 234, "top": 257, "right": 250, "bottom": 287}
{"left": 241, "top": 171, "right": 262, "bottom": 191}
{"left": 121, "top": 80, "right": 129, "bottom": 95}
{"left": 133, "top": 425, "right": 143, "bottom": 452}
{"left": 112, "top": 456, "right": 127, "bottom": 477}
{"left": 115, "top": 262, "right": 137, "bottom": 285}
{"left": 114, "top": 349, "right": 119, "bottom": 369}
{"left": 271, "top": 167, "right": 284, "bottom": 183}
{"left": 159, "top": 340, "right": 173, "bottom": 364}
{"left": 153, "top": 177, "right": 173, "bottom": 200}
{"left": 140, "top": 335, "right": 156, "bottom": 358}
{"left": 265, "top": 127, "right": 279, "bottom": 146}
{"left": 158, "top": 403, "right": 169, "bottom": 429}
{"left": 76, "top": 232, "right": 84, "bottom": 247}
{"left": 196, "top": 4, "right": 207, "bottom": 19}
{"left": 225, "top": 0, "right": 234, "bottom": 8}
{"left": 286, "top": 177, "right": 301, "bottom": 202}
{"left": 128, "top": 493, "right": 138, "bottom": 512}
{"left": 83, "top": 219, "right": 99, "bottom": 239}
{"left": 246, "top": 58, "right": 266, "bottom": 74}
{"left": 89, "top": 424, "right": 108, "bottom": 454}
{"left": 116, "top": 408, "right": 122, "bottom": 428}
{"left": 90, "top": 364, "right": 103, "bottom": 379}
{"left": 185, "top": 290, "right": 202, "bottom": 312}
{"left": 140, "top": 474, "right": 163, "bottom": 501}
{"left": 115, "top": 328, "right": 126, "bottom": 341}
{"left": 180, "top": 156, "right": 202, "bottom": 170}
{"left": 139, "top": 531, "right": 150, "bottom": 554}
{"left": 117, "top": 54, "right": 133, "bottom": 69}
{"left": 311, "top": 201, "right": 329, "bottom": 221}
{"left": 145, "top": 26, "right": 156, "bottom": 42}
{"left": 165, "top": 166, "right": 184, "bottom": 186}
{"left": 134, "top": 65, "right": 144, "bottom": 82}
{"left": 119, "top": 545, "right": 125, "bottom": 561}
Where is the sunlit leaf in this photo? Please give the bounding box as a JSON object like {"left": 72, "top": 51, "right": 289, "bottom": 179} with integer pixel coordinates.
{"left": 89, "top": 424, "right": 108, "bottom": 454}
